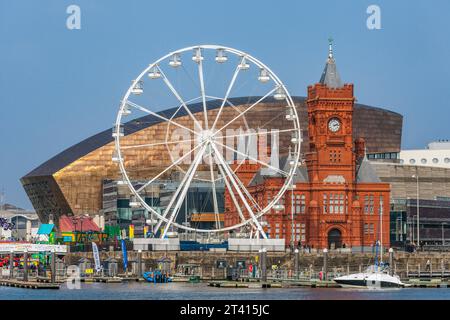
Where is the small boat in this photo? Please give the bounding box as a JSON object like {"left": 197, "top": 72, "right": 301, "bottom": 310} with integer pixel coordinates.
{"left": 334, "top": 264, "right": 405, "bottom": 288}
{"left": 142, "top": 270, "right": 172, "bottom": 283}
{"left": 189, "top": 275, "right": 201, "bottom": 283}
{"left": 334, "top": 197, "right": 404, "bottom": 289}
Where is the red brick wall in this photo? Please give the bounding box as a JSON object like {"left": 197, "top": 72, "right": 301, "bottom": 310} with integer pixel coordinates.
{"left": 224, "top": 81, "right": 391, "bottom": 249}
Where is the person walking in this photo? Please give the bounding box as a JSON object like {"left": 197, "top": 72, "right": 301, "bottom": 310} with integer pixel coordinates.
{"left": 425, "top": 259, "right": 431, "bottom": 272}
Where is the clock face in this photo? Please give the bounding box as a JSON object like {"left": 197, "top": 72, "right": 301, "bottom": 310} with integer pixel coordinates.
{"left": 328, "top": 118, "right": 341, "bottom": 132}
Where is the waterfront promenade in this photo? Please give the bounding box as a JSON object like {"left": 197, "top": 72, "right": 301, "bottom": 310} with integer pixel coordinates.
{"left": 1, "top": 281, "right": 450, "bottom": 300}
{"left": 63, "top": 249, "right": 450, "bottom": 280}
{"left": 2, "top": 249, "right": 450, "bottom": 291}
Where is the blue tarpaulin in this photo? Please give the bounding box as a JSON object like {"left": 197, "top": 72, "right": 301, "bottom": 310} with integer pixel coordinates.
{"left": 121, "top": 239, "right": 128, "bottom": 270}
{"left": 37, "top": 224, "right": 54, "bottom": 235}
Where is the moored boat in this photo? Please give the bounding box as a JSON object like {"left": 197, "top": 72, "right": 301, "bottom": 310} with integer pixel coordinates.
{"left": 142, "top": 270, "right": 172, "bottom": 283}
{"left": 334, "top": 264, "right": 405, "bottom": 288}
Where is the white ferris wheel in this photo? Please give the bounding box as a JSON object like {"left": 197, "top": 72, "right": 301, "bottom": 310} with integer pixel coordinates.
{"left": 113, "top": 45, "right": 301, "bottom": 239}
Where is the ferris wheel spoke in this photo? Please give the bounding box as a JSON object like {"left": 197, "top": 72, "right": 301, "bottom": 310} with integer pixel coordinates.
{"left": 217, "top": 152, "right": 263, "bottom": 231}
{"left": 213, "top": 87, "right": 278, "bottom": 136}
{"left": 215, "top": 141, "right": 290, "bottom": 177}
{"left": 197, "top": 59, "right": 209, "bottom": 130}
{"left": 211, "top": 144, "right": 267, "bottom": 239}
{"left": 220, "top": 128, "right": 298, "bottom": 140}
{"left": 210, "top": 63, "right": 241, "bottom": 131}
{"left": 157, "top": 66, "right": 204, "bottom": 132}
{"left": 214, "top": 154, "right": 252, "bottom": 226}
{"left": 160, "top": 145, "right": 207, "bottom": 238}
{"left": 222, "top": 156, "right": 262, "bottom": 212}
{"left": 136, "top": 142, "right": 204, "bottom": 193}
{"left": 126, "top": 101, "right": 199, "bottom": 137}
{"left": 121, "top": 138, "right": 196, "bottom": 150}
{"left": 207, "top": 146, "right": 220, "bottom": 229}
{"left": 231, "top": 169, "right": 262, "bottom": 211}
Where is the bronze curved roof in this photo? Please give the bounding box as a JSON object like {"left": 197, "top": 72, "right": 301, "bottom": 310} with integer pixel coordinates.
{"left": 22, "top": 96, "right": 402, "bottom": 179}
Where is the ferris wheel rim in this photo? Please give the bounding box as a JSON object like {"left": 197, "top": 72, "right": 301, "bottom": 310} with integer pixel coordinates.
{"left": 113, "top": 44, "right": 302, "bottom": 235}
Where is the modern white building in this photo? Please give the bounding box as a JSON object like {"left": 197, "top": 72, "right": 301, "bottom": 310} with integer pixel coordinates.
{"left": 0, "top": 204, "right": 40, "bottom": 241}
{"left": 399, "top": 140, "right": 450, "bottom": 168}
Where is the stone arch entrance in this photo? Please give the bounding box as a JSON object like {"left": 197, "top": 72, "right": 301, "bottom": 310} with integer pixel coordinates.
{"left": 328, "top": 228, "right": 342, "bottom": 249}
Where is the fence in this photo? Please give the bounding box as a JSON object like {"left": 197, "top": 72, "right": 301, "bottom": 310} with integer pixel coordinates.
{"left": 68, "top": 240, "right": 133, "bottom": 253}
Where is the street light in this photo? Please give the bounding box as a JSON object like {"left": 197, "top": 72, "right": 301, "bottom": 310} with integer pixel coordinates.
{"left": 290, "top": 179, "right": 296, "bottom": 251}
{"left": 412, "top": 174, "right": 420, "bottom": 247}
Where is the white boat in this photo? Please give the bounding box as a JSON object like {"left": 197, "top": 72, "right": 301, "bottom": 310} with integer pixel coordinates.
{"left": 334, "top": 264, "right": 405, "bottom": 288}
{"left": 334, "top": 195, "right": 404, "bottom": 289}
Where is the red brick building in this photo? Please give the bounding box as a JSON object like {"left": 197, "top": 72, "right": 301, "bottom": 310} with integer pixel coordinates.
{"left": 224, "top": 44, "right": 391, "bottom": 250}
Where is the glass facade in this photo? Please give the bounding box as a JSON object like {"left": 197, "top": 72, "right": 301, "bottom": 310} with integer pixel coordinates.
{"left": 367, "top": 152, "right": 399, "bottom": 160}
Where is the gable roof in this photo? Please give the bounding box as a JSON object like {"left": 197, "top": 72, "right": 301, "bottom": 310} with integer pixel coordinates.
{"left": 59, "top": 215, "right": 100, "bottom": 233}
{"left": 356, "top": 155, "right": 381, "bottom": 183}
{"left": 248, "top": 155, "right": 309, "bottom": 187}
{"left": 37, "top": 224, "right": 55, "bottom": 235}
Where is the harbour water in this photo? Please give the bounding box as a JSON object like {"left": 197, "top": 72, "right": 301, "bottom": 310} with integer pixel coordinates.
{"left": 1, "top": 282, "right": 450, "bottom": 300}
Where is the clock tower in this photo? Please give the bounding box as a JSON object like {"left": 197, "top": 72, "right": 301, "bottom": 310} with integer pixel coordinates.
{"left": 306, "top": 40, "right": 356, "bottom": 184}
{"left": 303, "top": 39, "right": 390, "bottom": 249}
{"left": 227, "top": 40, "right": 391, "bottom": 250}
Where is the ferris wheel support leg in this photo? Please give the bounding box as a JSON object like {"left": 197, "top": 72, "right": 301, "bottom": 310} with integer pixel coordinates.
{"left": 226, "top": 164, "right": 266, "bottom": 238}
{"left": 160, "top": 145, "right": 207, "bottom": 239}
{"left": 208, "top": 151, "right": 221, "bottom": 230}
{"left": 211, "top": 144, "right": 267, "bottom": 239}
{"left": 229, "top": 165, "right": 262, "bottom": 211}
{"left": 153, "top": 144, "right": 206, "bottom": 235}
{"left": 215, "top": 155, "right": 254, "bottom": 230}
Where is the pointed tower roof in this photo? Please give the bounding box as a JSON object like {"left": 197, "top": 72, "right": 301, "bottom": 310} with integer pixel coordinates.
{"left": 319, "top": 38, "right": 343, "bottom": 89}
{"left": 356, "top": 150, "right": 381, "bottom": 183}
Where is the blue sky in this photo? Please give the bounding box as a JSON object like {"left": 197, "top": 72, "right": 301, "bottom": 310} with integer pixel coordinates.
{"left": 1, "top": 0, "right": 450, "bottom": 209}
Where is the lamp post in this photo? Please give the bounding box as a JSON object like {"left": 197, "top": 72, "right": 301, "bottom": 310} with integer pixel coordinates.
{"left": 290, "top": 182, "right": 295, "bottom": 251}
{"left": 442, "top": 222, "right": 446, "bottom": 246}
{"left": 412, "top": 174, "right": 420, "bottom": 247}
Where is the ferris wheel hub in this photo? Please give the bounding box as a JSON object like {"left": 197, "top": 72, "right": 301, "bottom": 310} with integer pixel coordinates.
{"left": 198, "top": 129, "right": 216, "bottom": 144}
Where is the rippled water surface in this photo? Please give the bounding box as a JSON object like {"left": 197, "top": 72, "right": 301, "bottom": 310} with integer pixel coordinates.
{"left": 1, "top": 282, "right": 450, "bottom": 300}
